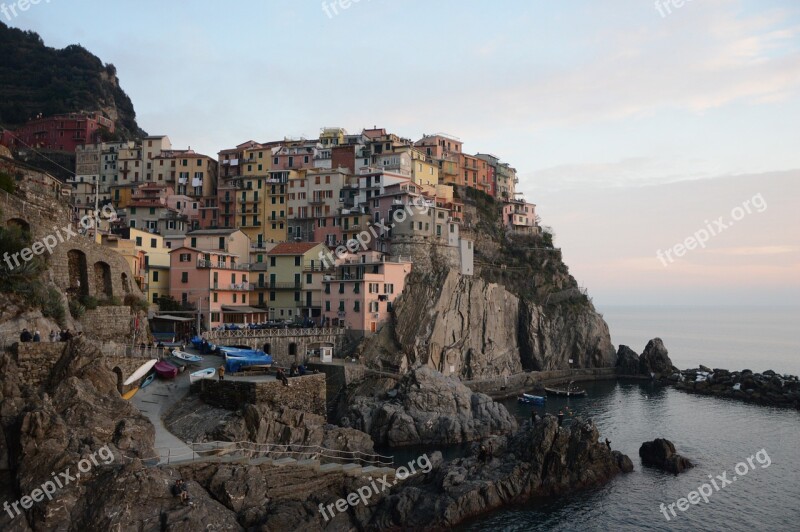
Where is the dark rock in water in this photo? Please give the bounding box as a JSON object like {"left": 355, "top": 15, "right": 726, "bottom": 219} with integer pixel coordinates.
{"left": 615, "top": 345, "right": 640, "bottom": 375}
{"left": 639, "top": 438, "right": 693, "bottom": 474}
{"left": 699, "top": 364, "right": 712, "bottom": 373}
{"left": 639, "top": 338, "right": 673, "bottom": 376}
{"left": 763, "top": 370, "right": 776, "bottom": 377}
{"left": 361, "top": 417, "right": 632, "bottom": 528}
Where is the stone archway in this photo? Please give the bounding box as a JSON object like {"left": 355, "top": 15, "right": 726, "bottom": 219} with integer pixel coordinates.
{"left": 263, "top": 342, "right": 271, "bottom": 355}
{"left": 67, "top": 250, "right": 89, "bottom": 296}
{"left": 112, "top": 367, "right": 124, "bottom": 394}
{"left": 94, "top": 261, "right": 113, "bottom": 299}
{"left": 6, "top": 217, "right": 31, "bottom": 235}
{"left": 289, "top": 342, "right": 297, "bottom": 361}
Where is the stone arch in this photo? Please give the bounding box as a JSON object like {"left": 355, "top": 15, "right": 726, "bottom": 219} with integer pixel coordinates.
{"left": 67, "top": 250, "right": 89, "bottom": 296}
{"left": 121, "top": 272, "right": 131, "bottom": 294}
{"left": 112, "top": 367, "right": 124, "bottom": 394}
{"left": 288, "top": 342, "right": 297, "bottom": 359}
{"left": 6, "top": 217, "right": 31, "bottom": 235}
{"left": 94, "top": 261, "right": 113, "bottom": 299}
{"left": 263, "top": 342, "right": 271, "bottom": 355}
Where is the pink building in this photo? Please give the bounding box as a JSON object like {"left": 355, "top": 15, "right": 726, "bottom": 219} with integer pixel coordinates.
{"left": 169, "top": 247, "right": 265, "bottom": 328}
{"left": 321, "top": 251, "right": 412, "bottom": 335}
{"left": 502, "top": 199, "right": 539, "bottom": 234}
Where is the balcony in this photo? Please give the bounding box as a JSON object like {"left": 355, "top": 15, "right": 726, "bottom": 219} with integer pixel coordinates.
{"left": 308, "top": 197, "right": 325, "bottom": 205}
{"left": 197, "top": 260, "right": 250, "bottom": 271}
{"left": 303, "top": 262, "right": 331, "bottom": 272}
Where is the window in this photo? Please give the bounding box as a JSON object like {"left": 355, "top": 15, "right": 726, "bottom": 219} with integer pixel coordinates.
{"left": 294, "top": 256, "right": 301, "bottom": 266}
{"left": 370, "top": 301, "right": 379, "bottom": 312}
{"left": 233, "top": 294, "right": 237, "bottom": 303}
{"left": 135, "top": 236, "right": 143, "bottom": 246}
{"left": 384, "top": 283, "right": 394, "bottom": 294}
{"left": 213, "top": 292, "right": 218, "bottom": 303}
{"left": 338, "top": 301, "right": 345, "bottom": 312}
{"left": 150, "top": 238, "right": 157, "bottom": 248}
{"left": 270, "top": 291, "right": 276, "bottom": 301}
{"left": 270, "top": 257, "right": 276, "bottom": 267}
{"left": 152, "top": 271, "right": 159, "bottom": 282}
{"left": 179, "top": 253, "right": 191, "bottom": 262}
{"left": 190, "top": 237, "right": 197, "bottom": 248}
{"left": 294, "top": 291, "right": 300, "bottom": 302}
{"left": 369, "top": 283, "right": 379, "bottom": 294}
{"left": 181, "top": 272, "right": 188, "bottom": 283}
{"left": 218, "top": 237, "right": 225, "bottom": 249}
{"left": 354, "top": 301, "right": 360, "bottom": 312}
{"left": 325, "top": 301, "right": 331, "bottom": 311}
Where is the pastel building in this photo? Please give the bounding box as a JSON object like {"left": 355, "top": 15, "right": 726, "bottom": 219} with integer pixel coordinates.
{"left": 502, "top": 198, "right": 539, "bottom": 235}
{"left": 169, "top": 247, "right": 262, "bottom": 328}
{"left": 263, "top": 242, "right": 329, "bottom": 322}
{"left": 321, "top": 251, "right": 412, "bottom": 335}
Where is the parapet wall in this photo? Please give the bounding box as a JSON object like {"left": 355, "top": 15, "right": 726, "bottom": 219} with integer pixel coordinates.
{"left": 464, "top": 367, "right": 619, "bottom": 398}
{"left": 13, "top": 342, "right": 65, "bottom": 389}
{"left": 191, "top": 373, "right": 326, "bottom": 416}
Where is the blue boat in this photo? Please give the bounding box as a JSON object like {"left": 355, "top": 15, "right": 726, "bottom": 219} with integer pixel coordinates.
{"left": 140, "top": 373, "right": 155, "bottom": 389}
{"left": 518, "top": 393, "right": 547, "bottom": 405}
{"left": 225, "top": 353, "right": 273, "bottom": 374}
{"left": 222, "top": 348, "right": 268, "bottom": 359}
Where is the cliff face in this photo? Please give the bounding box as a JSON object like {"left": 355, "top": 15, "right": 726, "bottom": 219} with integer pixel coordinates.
{"left": 361, "top": 267, "right": 615, "bottom": 378}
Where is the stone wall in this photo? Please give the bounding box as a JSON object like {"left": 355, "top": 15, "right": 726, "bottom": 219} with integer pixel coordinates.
{"left": 0, "top": 187, "right": 144, "bottom": 302}
{"left": 307, "top": 361, "right": 367, "bottom": 405}
{"left": 203, "top": 329, "right": 347, "bottom": 367}
{"left": 80, "top": 306, "right": 135, "bottom": 342}
{"left": 192, "top": 373, "right": 326, "bottom": 415}
{"left": 389, "top": 236, "right": 461, "bottom": 274}
{"left": 13, "top": 342, "right": 65, "bottom": 389}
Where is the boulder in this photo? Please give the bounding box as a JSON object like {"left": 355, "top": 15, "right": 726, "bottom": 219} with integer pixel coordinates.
{"left": 639, "top": 438, "right": 693, "bottom": 474}
{"left": 347, "top": 367, "right": 517, "bottom": 447}
{"left": 615, "top": 345, "right": 640, "bottom": 375}
{"left": 639, "top": 338, "right": 673, "bottom": 376}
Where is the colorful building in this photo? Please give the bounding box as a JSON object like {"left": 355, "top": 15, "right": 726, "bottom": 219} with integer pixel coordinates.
{"left": 1, "top": 112, "right": 114, "bottom": 153}
{"left": 264, "top": 242, "right": 329, "bottom": 322}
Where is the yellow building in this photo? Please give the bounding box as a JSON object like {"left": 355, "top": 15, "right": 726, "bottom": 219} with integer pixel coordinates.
{"left": 410, "top": 148, "right": 440, "bottom": 187}
{"left": 261, "top": 170, "right": 293, "bottom": 244}
{"left": 264, "top": 242, "right": 328, "bottom": 322}
{"left": 129, "top": 228, "right": 172, "bottom": 305}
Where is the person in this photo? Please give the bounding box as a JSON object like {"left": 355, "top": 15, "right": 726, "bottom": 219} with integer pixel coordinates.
{"left": 297, "top": 364, "right": 307, "bottom": 376}
{"left": 59, "top": 330, "right": 67, "bottom": 342}
{"left": 276, "top": 368, "right": 289, "bottom": 386}
{"left": 218, "top": 365, "right": 225, "bottom": 381}
{"left": 605, "top": 438, "right": 611, "bottom": 450}
{"left": 33, "top": 330, "right": 41, "bottom": 342}
{"left": 557, "top": 410, "right": 564, "bottom": 427}
{"left": 289, "top": 363, "right": 298, "bottom": 378}
{"left": 20, "top": 329, "right": 32, "bottom": 343}
{"left": 478, "top": 443, "right": 489, "bottom": 463}
{"left": 531, "top": 409, "right": 537, "bottom": 426}
{"left": 172, "top": 479, "right": 189, "bottom": 505}
{"left": 49, "top": 330, "right": 57, "bottom": 343}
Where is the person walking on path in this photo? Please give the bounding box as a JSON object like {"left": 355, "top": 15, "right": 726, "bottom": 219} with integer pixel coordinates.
{"left": 33, "top": 330, "right": 41, "bottom": 342}
{"left": 20, "top": 329, "right": 32, "bottom": 343}
{"left": 218, "top": 365, "right": 225, "bottom": 381}
{"left": 49, "top": 330, "right": 57, "bottom": 343}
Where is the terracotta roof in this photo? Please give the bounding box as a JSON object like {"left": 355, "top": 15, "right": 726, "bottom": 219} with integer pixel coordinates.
{"left": 267, "top": 242, "right": 321, "bottom": 256}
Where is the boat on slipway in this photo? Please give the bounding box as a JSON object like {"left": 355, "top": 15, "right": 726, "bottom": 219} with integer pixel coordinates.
{"left": 190, "top": 368, "right": 216, "bottom": 384}
{"left": 123, "top": 359, "right": 158, "bottom": 386}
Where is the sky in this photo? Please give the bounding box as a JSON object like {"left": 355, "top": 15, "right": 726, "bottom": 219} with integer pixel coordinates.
{"left": 5, "top": 0, "right": 800, "bottom": 306}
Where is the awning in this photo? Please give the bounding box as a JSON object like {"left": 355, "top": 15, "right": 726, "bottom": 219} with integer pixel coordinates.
{"left": 221, "top": 306, "right": 268, "bottom": 314}
{"left": 152, "top": 315, "right": 194, "bottom": 322}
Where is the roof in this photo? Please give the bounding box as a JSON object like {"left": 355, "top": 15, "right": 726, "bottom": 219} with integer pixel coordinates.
{"left": 267, "top": 242, "right": 322, "bottom": 256}
{"left": 186, "top": 228, "right": 240, "bottom": 236}
{"left": 151, "top": 315, "right": 194, "bottom": 322}
{"left": 221, "top": 306, "right": 268, "bottom": 314}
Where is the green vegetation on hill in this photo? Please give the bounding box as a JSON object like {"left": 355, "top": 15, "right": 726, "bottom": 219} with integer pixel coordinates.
{"left": 0, "top": 22, "right": 145, "bottom": 138}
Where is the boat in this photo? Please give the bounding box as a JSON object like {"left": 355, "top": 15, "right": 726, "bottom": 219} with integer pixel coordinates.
{"left": 140, "top": 374, "right": 155, "bottom": 389}
{"left": 545, "top": 382, "right": 587, "bottom": 397}
{"left": 190, "top": 368, "right": 216, "bottom": 384}
{"left": 171, "top": 350, "right": 203, "bottom": 363}
{"left": 123, "top": 359, "right": 158, "bottom": 386}
{"left": 225, "top": 353, "right": 274, "bottom": 374}
{"left": 122, "top": 387, "right": 139, "bottom": 400}
{"left": 155, "top": 360, "right": 179, "bottom": 379}
{"left": 517, "top": 393, "right": 547, "bottom": 405}
{"left": 224, "top": 349, "right": 268, "bottom": 359}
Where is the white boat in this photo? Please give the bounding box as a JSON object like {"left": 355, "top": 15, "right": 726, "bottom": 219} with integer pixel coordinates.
{"left": 190, "top": 368, "right": 216, "bottom": 383}
{"left": 123, "top": 359, "right": 158, "bottom": 386}
{"left": 171, "top": 350, "right": 203, "bottom": 363}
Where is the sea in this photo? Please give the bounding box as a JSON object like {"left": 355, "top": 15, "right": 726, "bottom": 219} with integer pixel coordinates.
{"left": 459, "top": 306, "right": 800, "bottom": 532}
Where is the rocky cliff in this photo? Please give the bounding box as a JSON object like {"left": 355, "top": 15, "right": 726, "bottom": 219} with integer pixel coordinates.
{"left": 360, "top": 267, "right": 615, "bottom": 379}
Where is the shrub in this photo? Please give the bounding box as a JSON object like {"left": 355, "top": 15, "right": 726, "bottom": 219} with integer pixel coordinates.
{"left": 33, "top": 284, "right": 65, "bottom": 325}
{"left": 69, "top": 299, "right": 86, "bottom": 319}
{"left": 124, "top": 294, "right": 150, "bottom": 313}
{"left": 79, "top": 295, "right": 99, "bottom": 310}
{"left": 0, "top": 171, "right": 15, "bottom": 193}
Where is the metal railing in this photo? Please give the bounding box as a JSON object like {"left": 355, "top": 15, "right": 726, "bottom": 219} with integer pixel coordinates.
{"left": 203, "top": 327, "right": 345, "bottom": 340}
{"left": 126, "top": 441, "right": 393, "bottom": 467}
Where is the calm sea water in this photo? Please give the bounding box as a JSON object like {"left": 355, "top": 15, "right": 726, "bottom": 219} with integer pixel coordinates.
{"left": 600, "top": 306, "right": 800, "bottom": 376}
{"left": 460, "top": 306, "right": 800, "bottom": 531}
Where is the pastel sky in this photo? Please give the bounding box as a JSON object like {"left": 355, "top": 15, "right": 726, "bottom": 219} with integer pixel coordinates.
{"left": 7, "top": 0, "right": 800, "bottom": 306}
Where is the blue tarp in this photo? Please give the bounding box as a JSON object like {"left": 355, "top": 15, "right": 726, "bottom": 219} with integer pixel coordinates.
{"left": 225, "top": 354, "right": 274, "bottom": 373}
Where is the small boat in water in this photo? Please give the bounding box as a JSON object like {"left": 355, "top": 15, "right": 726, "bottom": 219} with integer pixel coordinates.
{"left": 140, "top": 373, "right": 155, "bottom": 389}
{"left": 518, "top": 393, "right": 546, "bottom": 405}
{"left": 155, "top": 360, "right": 178, "bottom": 379}
{"left": 122, "top": 386, "right": 139, "bottom": 400}
{"left": 545, "top": 382, "right": 587, "bottom": 397}
{"left": 171, "top": 350, "right": 203, "bottom": 363}
{"left": 190, "top": 368, "right": 216, "bottom": 383}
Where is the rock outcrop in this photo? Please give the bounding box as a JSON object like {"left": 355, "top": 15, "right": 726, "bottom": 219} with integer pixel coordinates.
{"left": 639, "top": 438, "right": 693, "bottom": 474}
{"left": 639, "top": 338, "right": 674, "bottom": 376}
{"left": 345, "top": 367, "right": 517, "bottom": 447}
{"left": 615, "top": 345, "right": 641, "bottom": 375}
{"left": 668, "top": 367, "right": 800, "bottom": 409}
{"left": 360, "top": 269, "right": 616, "bottom": 378}
{"left": 361, "top": 416, "right": 632, "bottom": 529}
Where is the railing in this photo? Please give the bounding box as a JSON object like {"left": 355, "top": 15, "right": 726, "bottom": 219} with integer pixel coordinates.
{"left": 197, "top": 259, "right": 250, "bottom": 271}
{"left": 125, "top": 441, "right": 393, "bottom": 467}
{"left": 203, "top": 328, "right": 346, "bottom": 339}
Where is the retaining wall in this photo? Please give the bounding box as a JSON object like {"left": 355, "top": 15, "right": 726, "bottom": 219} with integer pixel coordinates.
{"left": 191, "top": 373, "right": 326, "bottom": 415}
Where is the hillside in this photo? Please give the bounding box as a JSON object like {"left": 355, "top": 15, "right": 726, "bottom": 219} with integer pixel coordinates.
{"left": 0, "top": 22, "right": 145, "bottom": 139}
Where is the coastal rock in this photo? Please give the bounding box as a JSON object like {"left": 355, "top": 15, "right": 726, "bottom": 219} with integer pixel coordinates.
{"left": 359, "top": 417, "right": 632, "bottom": 528}
{"left": 670, "top": 367, "right": 800, "bottom": 409}
{"left": 639, "top": 338, "right": 673, "bottom": 376}
{"left": 346, "top": 367, "right": 517, "bottom": 447}
{"left": 615, "top": 345, "right": 640, "bottom": 375}
{"left": 639, "top": 438, "right": 693, "bottom": 474}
